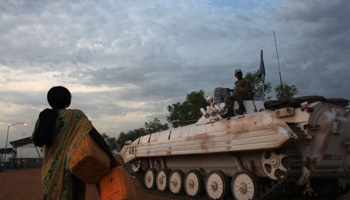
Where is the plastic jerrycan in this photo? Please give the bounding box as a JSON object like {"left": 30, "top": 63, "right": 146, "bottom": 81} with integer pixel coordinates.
{"left": 99, "top": 160, "right": 140, "bottom": 200}
{"left": 69, "top": 133, "right": 110, "bottom": 184}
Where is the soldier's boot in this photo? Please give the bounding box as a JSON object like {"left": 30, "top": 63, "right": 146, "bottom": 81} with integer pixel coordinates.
{"left": 221, "top": 109, "right": 235, "bottom": 118}
{"left": 235, "top": 103, "right": 246, "bottom": 115}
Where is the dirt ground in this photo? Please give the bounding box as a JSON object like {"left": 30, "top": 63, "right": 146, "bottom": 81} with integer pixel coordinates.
{"left": 1, "top": 168, "right": 350, "bottom": 200}
{"left": 0, "top": 168, "right": 172, "bottom": 200}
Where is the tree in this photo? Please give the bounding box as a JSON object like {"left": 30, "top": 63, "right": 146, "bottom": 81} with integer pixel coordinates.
{"left": 101, "top": 133, "right": 118, "bottom": 153}
{"left": 115, "top": 118, "right": 169, "bottom": 151}
{"left": 167, "top": 90, "right": 208, "bottom": 127}
{"left": 245, "top": 69, "right": 272, "bottom": 100}
{"left": 274, "top": 82, "right": 299, "bottom": 100}
{"left": 144, "top": 118, "right": 169, "bottom": 134}
{"left": 116, "top": 129, "right": 146, "bottom": 151}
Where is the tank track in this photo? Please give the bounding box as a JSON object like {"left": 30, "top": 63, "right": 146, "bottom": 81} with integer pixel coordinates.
{"left": 336, "top": 184, "right": 350, "bottom": 199}
{"left": 133, "top": 146, "right": 304, "bottom": 200}
{"left": 281, "top": 182, "right": 350, "bottom": 199}
{"left": 135, "top": 170, "right": 218, "bottom": 200}
{"left": 257, "top": 147, "right": 303, "bottom": 200}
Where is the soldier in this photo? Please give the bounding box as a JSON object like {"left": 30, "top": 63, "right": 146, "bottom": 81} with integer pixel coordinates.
{"left": 222, "top": 69, "right": 253, "bottom": 118}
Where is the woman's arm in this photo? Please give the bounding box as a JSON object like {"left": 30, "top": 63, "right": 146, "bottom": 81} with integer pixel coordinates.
{"left": 89, "top": 127, "right": 118, "bottom": 168}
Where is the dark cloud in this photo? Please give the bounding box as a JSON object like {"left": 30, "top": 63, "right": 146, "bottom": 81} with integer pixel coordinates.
{"left": 0, "top": 0, "right": 350, "bottom": 143}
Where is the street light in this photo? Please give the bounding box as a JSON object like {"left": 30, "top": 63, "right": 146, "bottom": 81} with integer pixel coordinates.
{"left": 4, "top": 122, "right": 27, "bottom": 164}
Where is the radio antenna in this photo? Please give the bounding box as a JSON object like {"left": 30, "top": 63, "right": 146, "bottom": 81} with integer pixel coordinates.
{"left": 273, "top": 30, "right": 284, "bottom": 99}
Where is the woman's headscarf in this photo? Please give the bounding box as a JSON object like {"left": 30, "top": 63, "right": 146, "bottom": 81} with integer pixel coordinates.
{"left": 32, "top": 86, "right": 71, "bottom": 147}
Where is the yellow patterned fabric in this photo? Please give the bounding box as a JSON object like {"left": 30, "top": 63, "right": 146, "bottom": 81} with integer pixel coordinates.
{"left": 31, "top": 109, "right": 93, "bottom": 200}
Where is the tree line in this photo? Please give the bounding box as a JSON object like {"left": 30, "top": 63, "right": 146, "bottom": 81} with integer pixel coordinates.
{"left": 101, "top": 118, "right": 169, "bottom": 152}
{"left": 104, "top": 68, "right": 299, "bottom": 152}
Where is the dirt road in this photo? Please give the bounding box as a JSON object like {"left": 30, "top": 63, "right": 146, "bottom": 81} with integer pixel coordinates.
{"left": 1, "top": 168, "right": 350, "bottom": 200}
{"left": 0, "top": 168, "right": 172, "bottom": 200}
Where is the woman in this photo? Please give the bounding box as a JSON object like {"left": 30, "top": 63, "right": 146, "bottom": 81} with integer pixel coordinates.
{"left": 31, "top": 86, "right": 117, "bottom": 200}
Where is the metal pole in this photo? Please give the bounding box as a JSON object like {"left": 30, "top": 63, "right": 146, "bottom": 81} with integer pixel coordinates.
{"left": 4, "top": 122, "right": 26, "bottom": 168}
{"left": 273, "top": 30, "right": 284, "bottom": 99}
{"left": 35, "top": 146, "right": 42, "bottom": 158}
{"left": 4, "top": 126, "right": 10, "bottom": 165}
{"left": 262, "top": 74, "right": 265, "bottom": 101}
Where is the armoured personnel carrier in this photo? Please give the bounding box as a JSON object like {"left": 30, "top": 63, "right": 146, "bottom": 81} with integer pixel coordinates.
{"left": 121, "top": 88, "right": 350, "bottom": 200}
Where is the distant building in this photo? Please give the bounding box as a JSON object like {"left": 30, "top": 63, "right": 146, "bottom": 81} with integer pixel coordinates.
{"left": 0, "top": 137, "right": 43, "bottom": 169}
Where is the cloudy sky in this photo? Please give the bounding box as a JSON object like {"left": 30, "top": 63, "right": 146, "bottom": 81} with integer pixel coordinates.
{"left": 1, "top": 0, "right": 349, "bottom": 146}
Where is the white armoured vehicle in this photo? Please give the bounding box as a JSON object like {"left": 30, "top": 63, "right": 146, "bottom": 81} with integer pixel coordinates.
{"left": 121, "top": 88, "right": 350, "bottom": 200}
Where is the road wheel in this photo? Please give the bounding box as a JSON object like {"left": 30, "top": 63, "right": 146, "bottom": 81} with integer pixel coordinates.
{"left": 169, "top": 170, "right": 185, "bottom": 195}
{"left": 206, "top": 170, "right": 230, "bottom": 200}
{"left": 184, "top": 170, "right": 204, "bottom": 197}
{"left": 156, "top": 169, "right": 170, "bottom": 192}
{"left": 144, "top": 168, "right": 157, "bottom": 190}
{"left": 231, "top": 170, "right": 261, "bottom": 200}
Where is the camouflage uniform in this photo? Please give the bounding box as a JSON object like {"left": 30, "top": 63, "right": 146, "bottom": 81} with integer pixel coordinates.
{"left": 224, "top": 78, "right": 253, "bottom": 110}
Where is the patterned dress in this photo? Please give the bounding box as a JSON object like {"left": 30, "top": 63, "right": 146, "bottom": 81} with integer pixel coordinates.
{"left": 31, "top": 109, "right": 93, "bottom": 200}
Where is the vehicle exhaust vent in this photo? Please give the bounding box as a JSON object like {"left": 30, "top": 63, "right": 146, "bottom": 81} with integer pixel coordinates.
{"left": 286, "top": 122, "right": 312, "bottom": 140}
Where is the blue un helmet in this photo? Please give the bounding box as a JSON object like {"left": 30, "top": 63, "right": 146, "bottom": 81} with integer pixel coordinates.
{"left": 235, "top": 69, "right": 242, "bottom": 75}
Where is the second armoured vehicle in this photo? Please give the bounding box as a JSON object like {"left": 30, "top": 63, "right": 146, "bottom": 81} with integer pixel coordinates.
{"left": 121, "top": 88, "right": 350, "bottom": 200}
